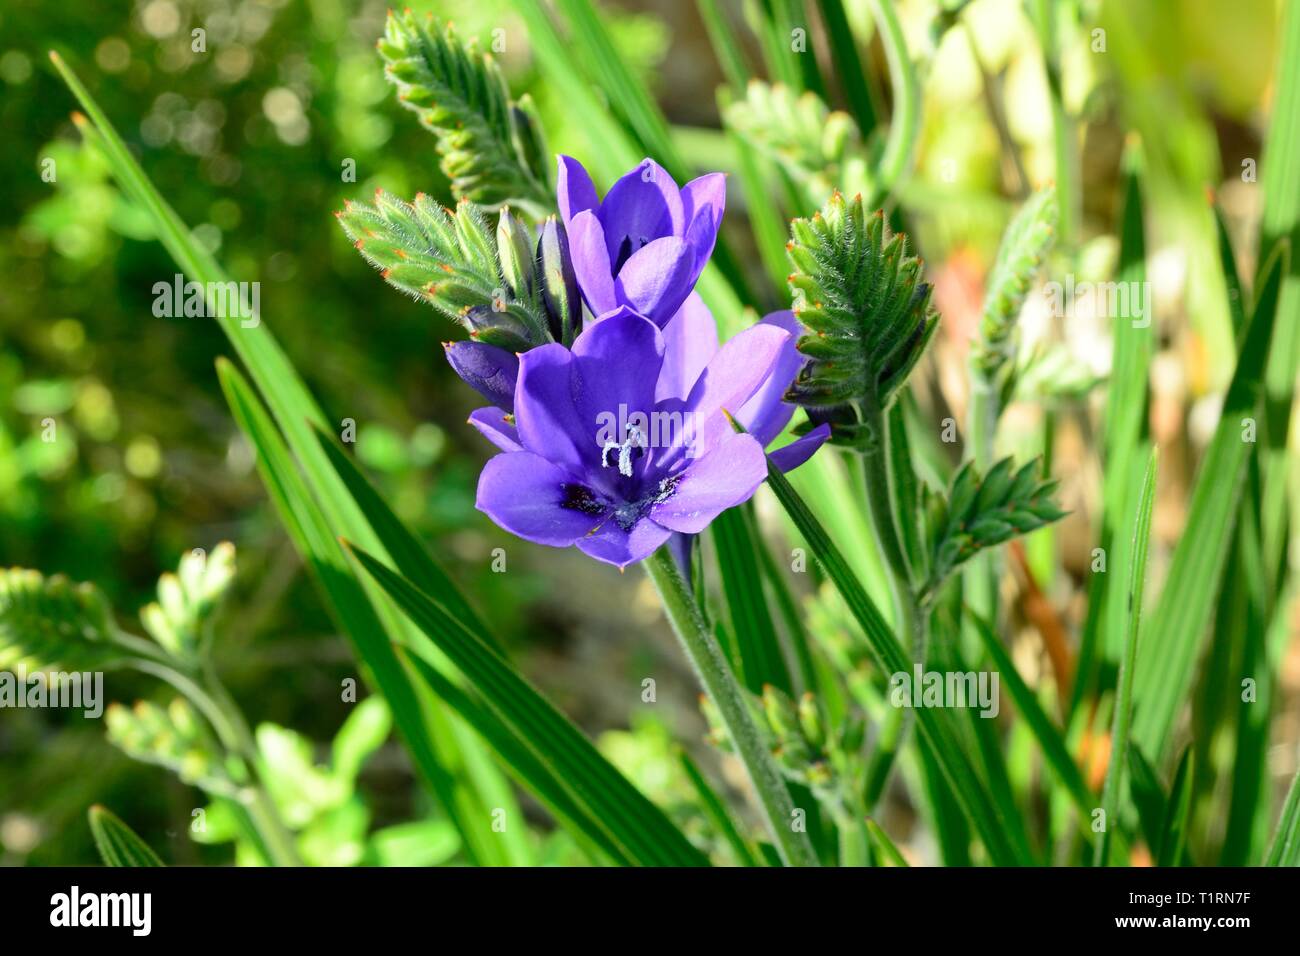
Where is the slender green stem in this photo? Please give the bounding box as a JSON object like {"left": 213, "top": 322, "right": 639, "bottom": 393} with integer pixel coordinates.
{"left": 644, "top": 546, "right": 819, "bottom": 867}
{"left": 857, "top": 398, "right": 917, "bottom": 649}
{"left": 965, "top": 377, "right": 1001, "bottom": 637}
{"left": 832, "top": 803, "right": 869, "bottom": 867}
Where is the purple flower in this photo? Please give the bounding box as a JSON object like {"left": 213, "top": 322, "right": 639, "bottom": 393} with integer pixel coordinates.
{"left": 658, "top": 295, "right": 831, "bottom": 472}
{"left": 556, "top": 156, "right": 725, "bottom": 328}
{"left": 474, "top": 308, "right": 802, "bottom": 568}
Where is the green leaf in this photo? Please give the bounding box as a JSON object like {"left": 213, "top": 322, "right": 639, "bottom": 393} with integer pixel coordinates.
{"left": 336, "top": 192, "right": 549, "bottom": 350}
{"left": 785, "top": 192, "right": 938, "bottom": 427}
{"left": 378, "top": 10, "right": 551, "bottom": 215}
{"left": 865, "top": 818, "right": 909, "bottom": 867}
{"left": 1094, "top": 447, "right": 1157, "bottom": 866}
{"left": 404, "top": 653, "right": 631, "bottom": 865}
{"left": 347, "top": 543, "right": 709, "bottom": 867}
{"left": 966, "top": 610, "right": 1094, "bottom": 819}
{"left": 215, "top": 359, "right": 517, "bottom": 865}
{"left": 364, "top": 819, "right": 461, "bottom": 867}
{"left": 922, "top": 457, "right": 1066, "bottom": 599}
{"left": 331, "top": 697, "right": 392, "bottom": 786}
{"left": 0, "top": 568, "right": 136, "bottom": 671}
{"left": 1126, "top": 745, "right": 1168, "bottom": 858}
{"left": 679, "top": 750, "right": 760, "bottom": 866}
{"left": 815, "top": 0, "right": 878, "bottom": 135}
{"left": 1264, "top": 771, "right": 1300, "bottom": 866}
{"left": 312, "top": 425, "right": 490, "bottom": 645}
{"left": 88, "top": 806, "right": 164, "bottom": 867}
{"left": 551, "top": 0, "right": 683, "bottom": 177}
{"left": 1157, "top": 747, "right": 1194, "bottom": 867}
{"left": 1256, "top": 2, "right": 1300, "bottom": 577}
{"left": 759, "top": 451, "right": 1028, "bottom": 865}
{"left": 1130, "top": 249, "right": 1285, "bottom": 758}
{"left": 711, "top": 506, "right": 792, "bottom": 694}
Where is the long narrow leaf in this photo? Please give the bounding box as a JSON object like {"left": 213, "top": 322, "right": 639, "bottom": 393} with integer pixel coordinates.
{"left": 1130, "top": 251, "right": 1285, "bottom": 758}
{"left": 347, "top": 544, "right": 709, "bottom": 867}
{"left": 88, "top": 806, "right": 164, "bottom": 867}
{"left": 1095, "top": 447, "right": 1157, "bottom": 865}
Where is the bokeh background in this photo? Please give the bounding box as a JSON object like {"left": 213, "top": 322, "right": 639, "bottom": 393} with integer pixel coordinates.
{"left": 1, "top": 0, "right": 1294, "bottom": 864}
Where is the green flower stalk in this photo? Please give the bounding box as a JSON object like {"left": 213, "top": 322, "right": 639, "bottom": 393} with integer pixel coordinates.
{"left": 378, "top": 10, "right": 552, "bottom": 217}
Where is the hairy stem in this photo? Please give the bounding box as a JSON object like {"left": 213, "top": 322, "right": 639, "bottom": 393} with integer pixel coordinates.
{"left": 644, "top": 545, "right": 819, "bottom": 867}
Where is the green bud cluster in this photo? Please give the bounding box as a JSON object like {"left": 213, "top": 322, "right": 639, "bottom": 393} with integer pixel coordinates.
{"left": 338, "top": 194, "right": 580, "bottom": 350}
{"left": 378, "top": 10, "right": 552, "bottom": 217}
{"left": 106, "top": 698, "right": 234, "bottom": 793}
{"left": 784, "top": 192, "right": 938, "bottom": 448}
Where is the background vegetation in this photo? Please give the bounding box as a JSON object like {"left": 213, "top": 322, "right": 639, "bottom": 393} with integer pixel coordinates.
{"left": 1, "top": 0, "right": 1296, "bottom": 866}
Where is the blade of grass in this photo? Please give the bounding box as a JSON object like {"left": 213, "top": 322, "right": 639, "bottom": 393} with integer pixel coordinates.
{"left": 967, "top": 609, "right": 1094, "bottom": 818}
{"left": 865, "top": 817, "right": 909, "bottom": 866}
{"left": 699, "top": 0, "right": 752, "bottom": 91}
{"left": 1094, "top": 447, "right": 1158, "bottom": 866}
{"left": 817, "top": 0, "right": 878, "bottom": 134}
{"left": 1263, "top": 771, "right": 1300, "bottom": 866}
{"left": 88, "top": 806, "right": 164, "bottom": 867}
{"left": 1156, "top": 747, "right": 1194, "bottom": 867}
{"left": 404, "top": 654, "right": 630, "bottom": 865}
{"left": 1256, "top": 1, "right": 1300, "bottom": 581}
{"left": 679, "top": 750, "right": 761, "bottom": 866}
{"left": 712, "top": 506, "right": 793, "bottom": 694}
{"left": 347, "top": 543, "right": 710, "bottom": 867}
{"left": 216, "top": 359, "right": 517, "bottom": 865}
{"left": 1130, "top": 250, "right": 1285, "bottom": 759}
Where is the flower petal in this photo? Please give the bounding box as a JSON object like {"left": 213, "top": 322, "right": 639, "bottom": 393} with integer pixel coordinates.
{"left": 767, "top": 423, "right": 831, "bottom": 473}
{"left": 556, "top": 155, "right": 599, "bottom": 225}
{"left": 513, "top": 343, "right": 589, "bottom": 474}
{"left": 649, "top": 432, "right": 768, "bottom": 534}
{"left": 681, "top": 172, "right": 726, "bottom": 231}
{"left": 683, "top": 322, "right": 791, "bottom": 453}
{"left": 656, "top": 292, "right": 719, "bottom": 403}
{"left": 736, "top": 310, "right": 804, "bottom": 445}
{"left": 571, "top": 307, "right": 665, "bottom": 439}
{"left": 613, "top": 236, "right": 695, "bottom": 326}
{"left": 476, "top": 451, "right": 608, "bottom": 546}
{"left": 468, "top": 406, "right": 522, "bottom": 453}
{"left": 568, "top": 210, "right": 618, "bottom": 316}
{"left": 444, "top": 341, "right": 520, "bottom": 412}
{"left": 575, "top": 516, "right": 673, "bottom": 569}
{"left": 598, "top": 158, "right": 683, "bottom": 261}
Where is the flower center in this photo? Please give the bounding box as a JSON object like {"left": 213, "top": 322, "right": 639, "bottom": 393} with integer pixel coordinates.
{"left": 600, "top": 424, "right": 646, "bottom": 478}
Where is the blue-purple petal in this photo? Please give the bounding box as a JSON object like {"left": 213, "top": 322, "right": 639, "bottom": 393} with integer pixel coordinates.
{"left": 767, "top": 423, "right": 831, "bottom": 473}
{"left": 575, "top": 516, "right": 673, "bottom": 569}
{"left": 598, "top": 159, "right": 683, "bottom": 262}
{"left": 735, "top": 310, "right": 803, "bottom": 445}
{"left": 570, "top": 308, "right": 665, "bottom": 452}
{"left": 568, "top": 210, "right": 618, "bottom": 316}
{"left": 656, "top": 292, "right": 718, "bottom": 402}
{"left": 476, "top": 451, "right": 608, "bottom": 545}
{"left": 444, "top": 341, "right": 520, "bottom": 412}
{"left": 649, "top": 432, "right": 768, "bottom": 533}
{"left": 513, "top": 344, "right": 590, "bottom": 475}
{"left": 556, "top": 155, "right": 599, "bottom": 225}
{"left": 613, "top": 236, "right": 695, "bottom": 326}
{"left": 468, "top": 406, "right": 522, "bottom": 453}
